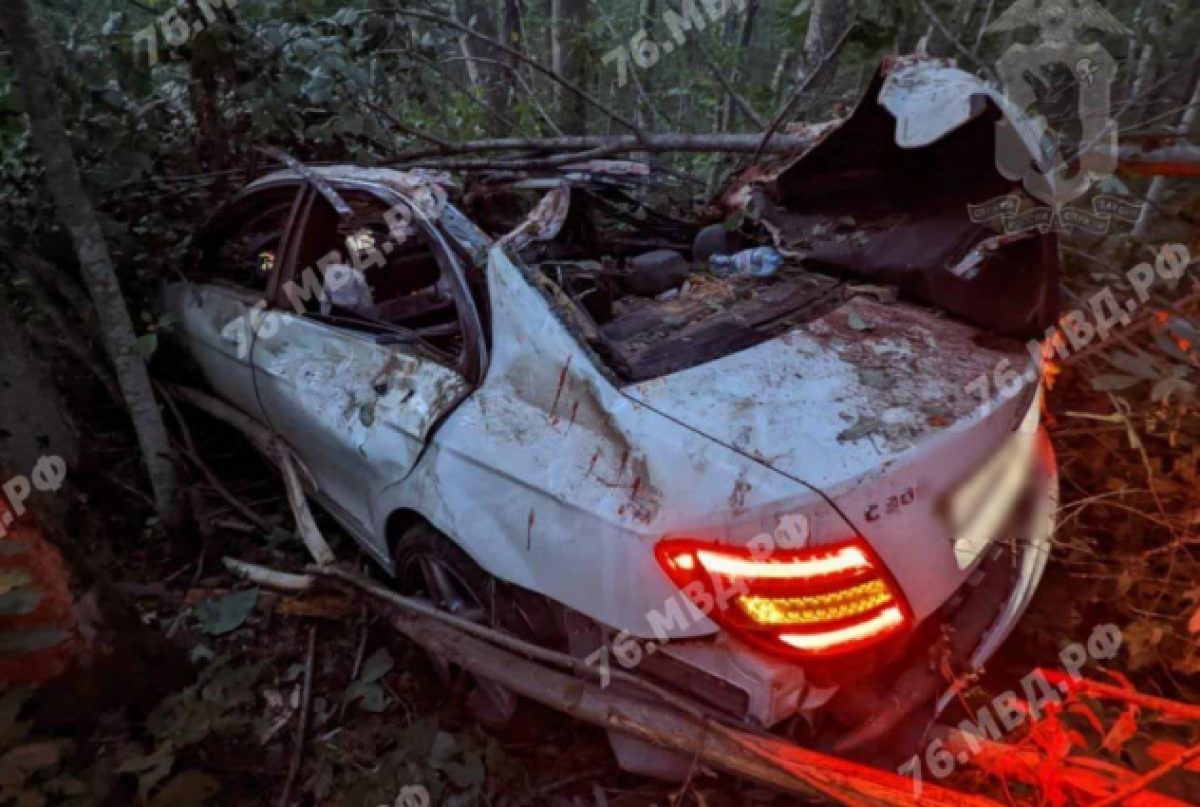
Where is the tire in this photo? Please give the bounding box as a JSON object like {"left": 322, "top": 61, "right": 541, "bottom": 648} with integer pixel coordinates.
{"left": 390, "top": 523, "right": 522, "bottom": 729}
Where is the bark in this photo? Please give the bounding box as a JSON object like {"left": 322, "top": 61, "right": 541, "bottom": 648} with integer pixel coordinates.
{"left": 0, "top": 0, "right": 178, "bottom": 522}
{"left": 393, "top": 132, "right": 815, "bottom": 162}
{"left": 453, "top": 0, "right": 508, "bottom": 134}
{"left": 796, "top": 0, "right": 848, "bottom": 88}
{"left": 551, "top": 0, "right": 590, "bottom": 134}
{"left": 1129, "top": 0, "right": 1161, "bottom": 124}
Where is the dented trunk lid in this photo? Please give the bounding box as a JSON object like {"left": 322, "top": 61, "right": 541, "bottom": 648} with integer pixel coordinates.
{"left": 620, "top": 295, "right": 1033, "bottom": 491}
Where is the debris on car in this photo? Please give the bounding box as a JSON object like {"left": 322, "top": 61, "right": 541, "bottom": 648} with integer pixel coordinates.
{"left": 163, "top": 55, "right": 1059, "bottom": 782}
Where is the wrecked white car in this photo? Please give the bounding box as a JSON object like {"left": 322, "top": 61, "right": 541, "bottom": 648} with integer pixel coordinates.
{"left": 165, "top": 57, "right": 1058, "bottom": 775}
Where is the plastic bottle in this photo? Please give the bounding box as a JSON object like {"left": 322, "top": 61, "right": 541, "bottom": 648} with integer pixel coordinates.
{"left": 708, "top": 247, "right": 784, "bottom": 278}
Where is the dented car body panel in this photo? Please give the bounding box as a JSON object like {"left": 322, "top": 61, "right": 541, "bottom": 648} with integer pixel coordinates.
{"left": 166, "top": 57, "right": 1059, "bottom": 742}
{"left": 255, "top": 315, "right": 472, "bottom": 539}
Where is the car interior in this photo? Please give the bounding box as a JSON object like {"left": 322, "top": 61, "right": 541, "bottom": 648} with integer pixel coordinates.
{"left": 285, "top": 191, "right": 467, "bottom": 367}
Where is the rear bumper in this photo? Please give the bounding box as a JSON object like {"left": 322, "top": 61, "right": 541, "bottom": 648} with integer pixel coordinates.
{"left": 632, "top": 428, "right": 1058, "bottom": 732}
{"left": 602, "top": 431, "right": 1057, "bottom": 777}
{"left": 936, "top": 427, "right": 1057, "bottom": 714}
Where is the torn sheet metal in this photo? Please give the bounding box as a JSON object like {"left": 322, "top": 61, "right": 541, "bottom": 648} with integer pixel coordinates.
{"left": 722, "top": 57, "right": 1060, "bottom": 341}
{"left": 497, "top": 182, "right": 572, "bottom": 251}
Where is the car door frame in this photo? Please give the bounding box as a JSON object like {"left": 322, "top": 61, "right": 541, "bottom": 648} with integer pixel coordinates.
{"left": 168, "top": 178, "right": 308, "bottom": 423}
{"left": 248, "top": 175, "right": 489, "bottom": 549}
{"left": 266, "top": 176, "right": 490, "bottom": 384}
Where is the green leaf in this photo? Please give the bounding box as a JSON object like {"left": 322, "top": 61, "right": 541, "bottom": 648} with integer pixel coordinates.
{"left": 359, "top": 648, "right": 393, "bottom": 684}
{"left": 136, "top": 333, "right": 159, "bottom": 360}
{"left": 1103, "top": 349, "right": 1161, "bottom": 381}
{"left": 194, "top": 589, "right": 259, "bottom": 636}
{"left": 343, "top": 681, "right": 386, "bottom": 713}
{"left": 445, "top": 753, "right": 486, "bottom": 789}
{"left": 428, "top": 732, "right": 459, "bottom": 770}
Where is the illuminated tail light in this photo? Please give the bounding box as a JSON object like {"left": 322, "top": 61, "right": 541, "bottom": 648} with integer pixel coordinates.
{"left": 654, "top": 538, "right": 912, "bottom": 659}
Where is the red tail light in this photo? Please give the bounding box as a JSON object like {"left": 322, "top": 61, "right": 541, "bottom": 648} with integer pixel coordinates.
{"left": 654, "top": 537, "right": 912, "bottom": 659}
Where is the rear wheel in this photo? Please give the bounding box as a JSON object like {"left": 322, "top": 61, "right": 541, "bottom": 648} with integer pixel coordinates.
{"left": 391, "top": 522, "right": 560, "bottom": 729}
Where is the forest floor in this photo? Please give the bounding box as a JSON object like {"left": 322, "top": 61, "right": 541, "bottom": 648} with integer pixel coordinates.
{"left": 6, "top": 246, "right": 1200, "bottom": 807}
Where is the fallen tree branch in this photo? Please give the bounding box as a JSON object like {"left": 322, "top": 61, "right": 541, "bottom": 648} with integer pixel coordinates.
{"left": 168, "top": 384, "right": 334, "bottom": 566}
{"left": 1041, "top": 670, "right": 1200, "bottom": 722}
{"left": 389, "top": 132, "right": 816, "bottom": 164}
{"left": 223, "top": 558, "right": 314, "bottom": 592}
{"left": 1088, "top": 742, "right": 1200, "bottom": 807}
{"left": 308, "top": 564, "right": 723, "bottom": 731}
{"left": 311, "top": 563, "right": 1003, "bottom": 807}
{"left": 935, "top": 727, "right": 1196, "bottom": 807}
{"left": 275, "top": 439, "right": 335, "bottom": 566}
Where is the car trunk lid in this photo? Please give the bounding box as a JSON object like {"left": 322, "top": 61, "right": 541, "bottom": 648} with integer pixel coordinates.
{"left": 620, "top": 294, "right": 1033, "bottom": 491}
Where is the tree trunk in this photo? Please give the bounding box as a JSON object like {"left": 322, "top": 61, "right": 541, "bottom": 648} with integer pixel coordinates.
{"left": 637, "top": 0, "right": 659, "bottom": 131}
{"left": 551, "top": 0, "right": 590, "bottom": 134}
{"left": 797, "top": 0, "right": 848, "bottom": 88}
{"left": 454, "top": 0, "right": 508, "bottom": 134}
{"left": 0, "top": 0, "right": 178, "bottom": 522}
{"left": 720, "top": 0, "right": 761, "bottom": 130}
{"left": 503, "top": 0, "right": 529, "bottom": 105}
{"left": 1129, "top": 0, "right": 1161, "bottom": 124}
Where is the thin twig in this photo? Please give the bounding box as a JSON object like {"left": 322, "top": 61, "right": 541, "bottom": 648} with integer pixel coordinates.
{"left": 753, "top": 24, "right": 856, "bottom": 162}
{"left": 161, "top": 386, "right": 273, "bottom": 533}
{"left": 366, "top": 7, "right": 645, "bottom": 138}
{"left": 1087, "top": 742, "right": 1200, "bottom": 807}
{"left": 914, "top": 0, "right": 981, "bottom": 66}
{"left": 1042, "top": 670, "right": 1200, "bottom": 721}
{"left": 277, "top": 624, "right": 318, "bottom": 807}
{"left": 224, "top": 557, "right": 315, "bottom": 592}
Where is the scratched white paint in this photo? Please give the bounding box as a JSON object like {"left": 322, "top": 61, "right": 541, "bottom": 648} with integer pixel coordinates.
{"left": 168, "top": 137, "right": 1059, "bottom": 729}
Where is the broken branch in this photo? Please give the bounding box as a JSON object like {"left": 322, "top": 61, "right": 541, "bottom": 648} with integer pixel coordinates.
{"left": 935, "top": 727, "right": 1196, "bottom": 807}
{"left": 223, "top": 558, "right": 315, "bottom": 592}
{"left": 275, "top": 439, "right": 335, "bottom": 567}
{"left": 168, "top": 384, "right": 335, "bottom": 566}
{"left": 311, "top": 563, "right": 1005, "bottom": 806}
{"left": 389, "top": 132, "right": 815, "bottom": 164}
{"left": 384, "top": 596, "right": 1003, "bottom": 806}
